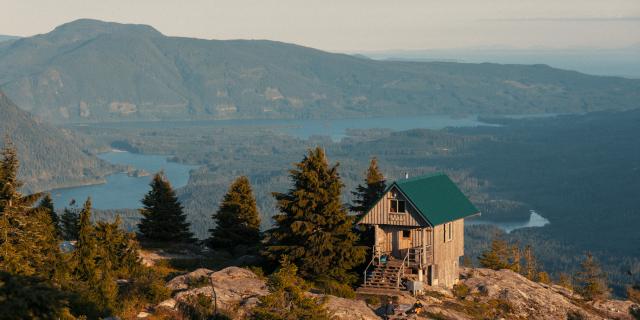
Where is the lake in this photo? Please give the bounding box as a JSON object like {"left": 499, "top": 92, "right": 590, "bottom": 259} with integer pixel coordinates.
{"left": 467, "top": 210, "right": 551, "bottom": 233}
{"left": 56, "top": 114, "right": 555, "bottom": 229}
{"left": 57, "top": 115, "right": 495, "bottom": 210}
{"left": 74, "top": 114, "right": 495, "bottom": 141}
{"left": 50, "top": 151, "right": 198, "bottom": 210}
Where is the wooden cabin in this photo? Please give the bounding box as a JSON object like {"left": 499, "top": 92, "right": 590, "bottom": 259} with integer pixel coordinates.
{"left": 358, "top": 173, "right": 479, "bottom": 291}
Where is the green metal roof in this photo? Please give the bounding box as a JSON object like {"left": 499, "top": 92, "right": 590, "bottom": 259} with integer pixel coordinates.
{"left": 392, "top": 173, "right": 479, "bottom": 226}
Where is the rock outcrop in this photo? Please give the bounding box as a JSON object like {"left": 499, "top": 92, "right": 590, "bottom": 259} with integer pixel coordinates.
{"left": 153, "top": 267, "right": 379, "bottom": 319}
{"left": 141, "top": 266, "right": 638, "bottom": 320}
{"left": 414, "top": 268, "right": 639, "bottom": 320}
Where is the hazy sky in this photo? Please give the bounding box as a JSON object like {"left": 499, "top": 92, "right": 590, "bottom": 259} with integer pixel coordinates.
{"left": 2, "top": 0, "right": 639, "bottom": 52}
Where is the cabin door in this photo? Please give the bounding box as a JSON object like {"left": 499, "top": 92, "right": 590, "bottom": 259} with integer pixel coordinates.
{"left": 391, "top": 230, "right": 400, "bottom": 258}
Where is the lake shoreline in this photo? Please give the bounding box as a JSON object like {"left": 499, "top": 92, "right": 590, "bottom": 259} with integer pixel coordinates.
{"left": 49, "top": 151, "right": 198, "bottom": 210}
{"left": 467, "top": 210, "right": 551, "bottom": 233}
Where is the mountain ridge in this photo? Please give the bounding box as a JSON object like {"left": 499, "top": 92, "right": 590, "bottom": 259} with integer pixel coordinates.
{"left": 0, "top": 90, "right": 117, "bottom": 192}
{"left": 1, "top": 19, "right": 639, "bottom": 123}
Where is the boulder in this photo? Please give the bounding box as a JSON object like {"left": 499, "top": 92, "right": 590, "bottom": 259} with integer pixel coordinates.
{"left": 172, "top": 267, "right": 268, "bottom": 318}
{"left": 166, "top": 268, "right": 214, "bottom": 291}
{"left": 324, "top": 295, "right": 380, "bottom": 320}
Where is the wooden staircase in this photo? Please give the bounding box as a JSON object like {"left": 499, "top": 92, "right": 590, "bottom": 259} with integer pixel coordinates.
{"left": 361, "top": 258, "right": 406, "bottom": 291}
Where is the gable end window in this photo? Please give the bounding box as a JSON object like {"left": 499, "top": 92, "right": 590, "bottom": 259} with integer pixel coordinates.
{"left": 390, "top": 199, "right": 406, "bottom": 213}
{"left": 443, "top": 222, "right": 453, "bottom": 242}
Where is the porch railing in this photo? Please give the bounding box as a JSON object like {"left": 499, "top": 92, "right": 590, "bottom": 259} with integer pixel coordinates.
{"left": 363, "top": 245, "right": 382, "bottom": 287}
{"left": 397, "top": 246, "right": 431, "bottom": 288}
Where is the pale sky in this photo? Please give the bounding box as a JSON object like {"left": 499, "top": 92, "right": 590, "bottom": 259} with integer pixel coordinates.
{"left": 1, "top": 0, "right": 639, "bottom": 52}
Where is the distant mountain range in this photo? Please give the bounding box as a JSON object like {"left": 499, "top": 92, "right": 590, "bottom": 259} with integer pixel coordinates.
{"left": 361, "top": 45, "right": 640, "bottom": 79}
{"left": 0, "top": 90, "right": 116, "bottom": 192}
{"left": 0, "top": 35, "right": 19, "bottom": 42}
{"left": 0, "top": 19, "right": 639, "bottom": 123}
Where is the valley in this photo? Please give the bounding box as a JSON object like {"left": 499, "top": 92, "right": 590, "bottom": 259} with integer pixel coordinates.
{"left": 1, "top": 10, "right": 639, "bottom": 318}
{"left": 57, "top": 108, "right": 639, "bottom": 296}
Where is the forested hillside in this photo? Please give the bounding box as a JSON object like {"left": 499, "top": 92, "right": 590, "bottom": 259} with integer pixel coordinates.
{"left": 1, "top": 19, "right": 639, "bottom": 123}
{"left": 0, "top": 91, "right": 117, "bottom": 192}
{"left": 76, "top": 109, "right": 640, "bottom": 295}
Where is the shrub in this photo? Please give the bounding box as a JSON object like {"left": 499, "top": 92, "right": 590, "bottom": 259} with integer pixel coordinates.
{"left": 629, "top": 305, "right": 640, "bottom": 320}
{"left": 177, "top": 293, "right": 215, "bottom": 320}
{"left": 117, "top": 267, "right": 172, "bottom": 317}
{"left": 246, "top": 266, "right": 266, "bottom": 279}
{"left": 537, "top": 271, "right": 551, "bottom": 284}
{"left": 452, "top": 283, "right": 470, "bottom": 300}
{"left": 188, "top": 276, "right": 211, "bottom": 289}
{"left": 0, "top": 272, "right": 78, "bottom": 320}
{"left": 364, "top": 295, "right": 380, "bottom": 306}
{"left": 627, "top": 284, "right": 640, "bottom": 304}
{"left": 567, "top": 310, "right": 587, "bottom": 320}
{"left": 314, "top": 277, "right": 356, "bottom": 299}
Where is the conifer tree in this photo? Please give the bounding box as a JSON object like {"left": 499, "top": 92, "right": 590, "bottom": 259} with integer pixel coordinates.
{"left": 558, "top": 273, "right": 573, "bottom": 290}
{"left": 95, "top": 216, "right": 141, "bottom": 277}
{"left": 509, "top": 243, "right": 521, "bottom": 273}
{"left": 138, "top": 172, "right": 194, "bottom": 242}
{"left": 208, "top": 176, "right": 261, "bottom": 253}
{"left": 74, "top": 198, "right": 98, "bottom": 282}
{"left": 522, "top": 245, "right": 538, "bottom": 281}
{"left": 38, "top": 193, "right": 59, "bottom": 237}
{"left": 574, "top": 252, "right": 609, "bottom": 300}
{"left": 264, "top": 147, "right": 366, "bottom": 283}
{"left": 60, "top": 206, "right": 80, "bottom": 241}
{"left": 537, "top": 271, "right": 551, "bottom": 284}
{"left": 251, "top": 256, "right": 330, "bottom": 320}
{"left": 72, "top": 198, "right": 124, "bottom": 316}
{"left": 478, "top": 238, "right": 512, "bottom": 270}
{"left": 350, "top": 157, "right": 386, "bottom": 216}
{"left": 0, "top": 140, "right": 59, "bottom": 278}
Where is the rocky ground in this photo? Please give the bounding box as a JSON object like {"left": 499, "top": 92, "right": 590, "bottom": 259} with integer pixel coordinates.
{"left": 135, "top": 266, "right": 639, "bottom": 319}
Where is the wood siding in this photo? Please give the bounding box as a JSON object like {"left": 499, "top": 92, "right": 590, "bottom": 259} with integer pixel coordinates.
{"left": 377, "top": 226, "right": 425, "bottom": 253}
{"left": 359, "top": 186, "right": 428, "bottom": 227}
{"left": 431, "top": 218, "right": 465, "bottom": 288}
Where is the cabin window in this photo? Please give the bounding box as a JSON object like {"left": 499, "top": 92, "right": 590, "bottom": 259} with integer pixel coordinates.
{"left": 402, "top": 230, "right": 411, "bottom": 238}
{"left": 390, "top": 199, "right": 406, "bottom": 213}
{"left": 443, "top": 222, "right": 453, "bottom": 242}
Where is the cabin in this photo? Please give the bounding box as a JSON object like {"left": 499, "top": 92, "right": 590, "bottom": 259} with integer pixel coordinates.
{"left": 357, "top": 173, "right": 479, "bottom": 292}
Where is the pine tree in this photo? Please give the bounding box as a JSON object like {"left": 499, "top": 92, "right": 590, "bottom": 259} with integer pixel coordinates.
{"left": 478, "top": 238, "right": 512, "bottom": 270}
{"left": 537, "top": 271, "right": 551, "bottom": 284}
{"left": 574, "top": 252, "right": 609, "bottom": 300}
{"left": 509, "top": 243, "right": 521, "bottom": 273}
{"left": 60, "top": 206, "right": 80, "bottom": 241}
{"left": 74, "top": 198, "right": 98, "bottom": 282}
{"left": 350, "top": 157, "right": 386, "bottom": 216}
{"left": 208, "top": 176, "right": 261, "bottom": 253}
{"left": 522, "top": 245, "right": 538, "bottom": 281}
{"left": 38, "top": 193, "right": 59, "bottom": 238}
{"left": 94, "top": 216, "right": 141, "bottom": 278}
{"left": 264, "top": 147, "right": 366, "bottom": 283}
{"left": 138, "top": 172, "right": 194, "bottom": 242}
{"left": 558, "top": 273, "right": 573, "bottom": 290}
{"left": 0, "top": 140, "right": 60, "bottom": 278}
{"left": 251, "top": 256, "right": 331, "bottom": 320}
{"left": 72, "top": 198, "right": 123, "bottom": 316}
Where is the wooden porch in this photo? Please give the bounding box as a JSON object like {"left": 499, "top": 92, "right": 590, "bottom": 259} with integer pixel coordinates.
{"left": 362, "top": 244, "right": 433, "bottom": 290}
